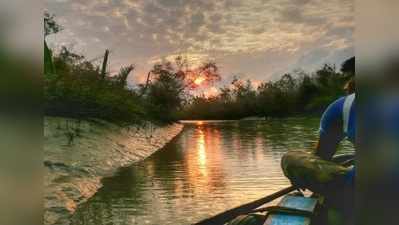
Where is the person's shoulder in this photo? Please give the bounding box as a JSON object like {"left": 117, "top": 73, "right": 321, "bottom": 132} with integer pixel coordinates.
{"left": 332, "top": 95, "right": 347, "bottom": 107}
{"left": 319, "top": 96, "right": 346, "bottom": 130}
{"left": 325, "top": 96, "right": 346, "bottom": 115}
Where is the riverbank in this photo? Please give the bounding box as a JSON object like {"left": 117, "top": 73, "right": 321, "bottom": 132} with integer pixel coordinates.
{"left": 44, "top": 117, "right": 184, "bottom": 225}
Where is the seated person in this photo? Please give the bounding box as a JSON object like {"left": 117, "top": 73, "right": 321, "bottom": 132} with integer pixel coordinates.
{"left": 282, "top": 78, "right": 355, "bottom": 225}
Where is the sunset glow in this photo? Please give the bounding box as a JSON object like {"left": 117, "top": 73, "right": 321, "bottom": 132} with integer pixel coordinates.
{"left": 194, "top": 76, "right": 206, "bottom": 86}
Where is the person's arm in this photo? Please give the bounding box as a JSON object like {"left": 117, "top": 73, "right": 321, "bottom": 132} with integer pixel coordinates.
{"left": 314, "top": 121, "right": 344, "bottom": 160}
{"left": 314, "top": 97, "right": 345, "bottom": 160}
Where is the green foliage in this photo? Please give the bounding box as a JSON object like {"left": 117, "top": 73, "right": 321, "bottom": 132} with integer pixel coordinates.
{"left": 44, "top": 14, "right": 161, "bottom": 124}
{"left": 44, "top": 11, "right": 62, "bottom": 37}
{"left": 45, "top": 40, "right": 353, "bottom": 123}
{"left": 141, "top": 57, "right": 221, "bottom": 122}
{"left": 44, "top": 47, "right": 148, "bottom": 125}
{"left": 44, "top": 42, "right": 220, "bottom": 124}
{"left": 44, "top": 40, "right": 56, "bottom": 76}
{"left": 44, "top": 12, "right": 60, "bottom": 77}
{"left": 180, "top": 59, "right": 354, "bottom": 120}
{"left": 115, "top": 65, "right": 134, "bottom": 87}
{"left": 44, "top": 46, "right": 220, "bottom": 124}
{"left": 146, "top": 66, "right": 186, "bottom": 122}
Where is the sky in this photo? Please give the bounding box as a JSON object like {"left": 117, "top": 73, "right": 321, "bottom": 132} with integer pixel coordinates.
{"left": 45, "top": 0, "right": 354, "bottom": 94}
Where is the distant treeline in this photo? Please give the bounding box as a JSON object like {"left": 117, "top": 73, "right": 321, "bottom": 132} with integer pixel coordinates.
{"left": 179, "top": 57, "right": 355, "bottom": 120}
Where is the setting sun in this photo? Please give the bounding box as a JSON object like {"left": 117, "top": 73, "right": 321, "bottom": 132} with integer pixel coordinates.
{"left": 194, "top": 76, "right": 206, "bottom": 85}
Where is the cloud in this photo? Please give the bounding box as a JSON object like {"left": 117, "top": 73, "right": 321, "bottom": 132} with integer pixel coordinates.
{"left": 45, "top": 0, "right": 354, "bottom": 86}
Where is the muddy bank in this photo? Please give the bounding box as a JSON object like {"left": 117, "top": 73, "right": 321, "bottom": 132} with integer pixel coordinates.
{"left": 44, "top": 117, "right": 184, "bottom": 225}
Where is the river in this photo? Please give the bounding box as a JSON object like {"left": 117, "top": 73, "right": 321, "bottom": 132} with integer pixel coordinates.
{"left": 71, "top": 118, "right": 354, "bottom": 225}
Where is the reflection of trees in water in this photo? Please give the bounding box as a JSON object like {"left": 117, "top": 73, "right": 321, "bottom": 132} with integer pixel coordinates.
{"left": 71, "top": 166, "right": 149, "bottom": 225}
{"left": 257, "top": 118, "right": 319, "bottom": 150}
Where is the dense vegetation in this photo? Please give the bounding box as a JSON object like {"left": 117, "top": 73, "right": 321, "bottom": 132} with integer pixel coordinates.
{"left": 44, "top": 47, "right": 219, "bottom": 124}
{"left": 179, "top": 58, "right": 355, "bottom": 120}
{"left": 44, "top": 13, "right": 354, "bottom": 124}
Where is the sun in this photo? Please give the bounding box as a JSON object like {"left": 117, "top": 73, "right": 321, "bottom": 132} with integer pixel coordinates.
{"left": 194, "top": 76, "right": 206, "bottom": 85}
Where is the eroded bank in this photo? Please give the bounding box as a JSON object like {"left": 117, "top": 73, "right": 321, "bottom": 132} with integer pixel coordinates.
{"left": 44, "top": 117, "right": 184, "bottom": 225}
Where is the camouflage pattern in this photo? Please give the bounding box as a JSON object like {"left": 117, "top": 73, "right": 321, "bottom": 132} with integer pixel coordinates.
{"left": 281, "top": 150, "right": 351, "bottom": 193}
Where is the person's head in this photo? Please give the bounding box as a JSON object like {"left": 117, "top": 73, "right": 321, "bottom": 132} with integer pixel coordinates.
{"left": 344, "top": 77, "right": 355, "bottom": 94}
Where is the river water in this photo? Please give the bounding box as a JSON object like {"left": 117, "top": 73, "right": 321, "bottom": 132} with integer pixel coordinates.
{"left": 72, "top": 118, "right": 353, "bottom": 225}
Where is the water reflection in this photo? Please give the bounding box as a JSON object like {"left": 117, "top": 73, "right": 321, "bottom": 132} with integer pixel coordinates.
{"left": 185, "top": 124, "right": 227, "bottom": 196}
{"left": 72, "top": 118, "right": 354, "bottom": 225}
{"left": 196, "top": 128, "right": 207, "bottom": 172}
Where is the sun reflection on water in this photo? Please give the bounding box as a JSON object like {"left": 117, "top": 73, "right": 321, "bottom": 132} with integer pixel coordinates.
{"left": 183, "top": 121, "right": 227, "bottom": 194}
{"left": 197, "top": 130, "right": 206, "bottom": 171}
{"left": 197, "top": 128, "right": 207, "bottom": 176}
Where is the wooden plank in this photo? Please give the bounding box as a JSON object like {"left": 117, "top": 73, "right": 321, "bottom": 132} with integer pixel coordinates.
{"left": 263, "top": 195, "right": 318, "bottom": 225}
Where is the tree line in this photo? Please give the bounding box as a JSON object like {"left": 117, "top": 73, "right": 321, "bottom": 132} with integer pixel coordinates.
{"left": 179, "top": 58, "right": 355, "bottom": 120}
